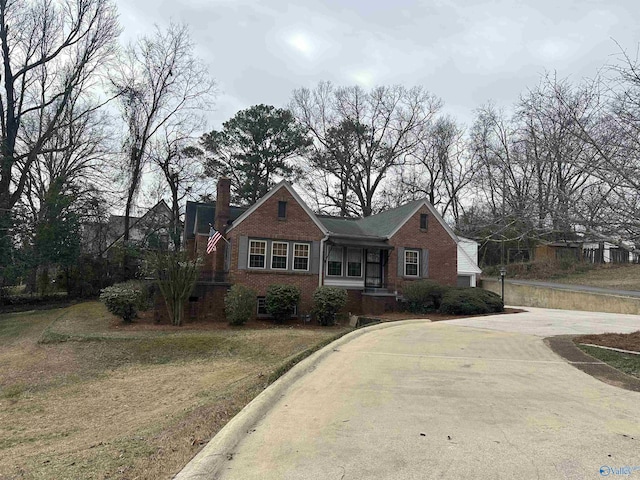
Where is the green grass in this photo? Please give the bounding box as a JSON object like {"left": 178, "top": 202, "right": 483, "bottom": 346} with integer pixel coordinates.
{"left": 0, "top": 308, "right": 65, "bottom": 340}
{"left": 578, "top": 345, "right": 640, "bottom": 378}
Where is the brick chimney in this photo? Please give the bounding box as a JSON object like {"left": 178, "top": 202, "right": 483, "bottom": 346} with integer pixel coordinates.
{"left": 213, "top": 177, "right": 231, "bottom": 279}
{"left": 215, "top": 177, "right": 231, "bottom": 233}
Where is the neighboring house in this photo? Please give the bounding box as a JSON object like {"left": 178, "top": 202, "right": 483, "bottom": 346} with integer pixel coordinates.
{"left": 457, "top": 237, "right": 482, "bottom": 287}
{"left": 583, "top": 240, "right": 638, "bottom": 264}
{"left": 535, "top": 241, "right": 582, "bottom": 262}
{"left": 186, "top": 178, "right": 479, "bottom": 318}
{"left": 81, "top": 200, "right": 176, "bottom": 256}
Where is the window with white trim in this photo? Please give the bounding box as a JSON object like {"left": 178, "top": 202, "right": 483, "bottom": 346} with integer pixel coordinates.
{"left": 271, "top": 242, "right": 288, "bottom": 269}
{"left": 404, "top": 249, "right": 420, "bottom": 277}
{"left": 249, "top": 240, "right": 267, "bottom": 268}
{"left": 293, "top": 243, "right": 310, "bottom": 271}
{"left": 347, "top": 248, "right": 362, "bottom": 277}
{"left": 327, "top": 246, "right": 343, "bottom": 276}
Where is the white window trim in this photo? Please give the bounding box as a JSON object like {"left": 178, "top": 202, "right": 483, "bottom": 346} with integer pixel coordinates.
{"left": 326, "top": 246, "right": 343, "bottom": 277}
{"left": 270, "top": 241, "right": 289, "bottom": 270}
{"left": 346, "top": 248, "right": 363, "bottom": 278}
{"left": 404, "top": 249, "right": 420, "bottom": 277}
{"left": 293, "top": 242, "right": 310, "bottom": 272}
{"left": 248, "top": 239, "right": 267, "bottom": 269}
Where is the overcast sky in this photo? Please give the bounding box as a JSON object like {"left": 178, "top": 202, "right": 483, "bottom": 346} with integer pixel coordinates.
{"left": 115, "top": 0, "right": 640, "bottom": 130}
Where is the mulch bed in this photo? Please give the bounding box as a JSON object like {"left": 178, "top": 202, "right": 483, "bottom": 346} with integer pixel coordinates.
{"left": 109, "top": 309, "right": 331, "bottom": 331}
{"left": 375, "top": 307, "right": 525, "bottom": 322}
{"left": 110, "top": 307, "right": 526, "bottom": 332}
{"left": 573, "top": 331, "right": 640, "bottom": 352}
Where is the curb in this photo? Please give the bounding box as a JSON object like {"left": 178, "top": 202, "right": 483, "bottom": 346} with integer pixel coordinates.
{"left": 173, "top": 319, "right": 431, "bottom": 479}
{"left": 544, "top": 335, "right": 640, "bottom": 393}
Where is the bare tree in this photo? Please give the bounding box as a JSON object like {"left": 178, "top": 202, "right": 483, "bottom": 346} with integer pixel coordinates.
{"left": 110, "top": 22, "right": 215, "bottom": 274}
{"left": 291, "top": 82, "right": 442, "bottom": 216}
{"left": 518, "top": 75, "right": 603, "bottom": 239}
{"left": 0, "top": 0, "right": 118, "bottom": 284}
{"left": 554, "top": 47, "right": 640, "bottom": 241}
{"left": 148, "top": 123, "right": 205, "bottom": 250}
{"left": 0, "top": 0, "right": 117, "bottom": 209}
{"left": 385, "top": 116, "right": 474, "bottom": 223}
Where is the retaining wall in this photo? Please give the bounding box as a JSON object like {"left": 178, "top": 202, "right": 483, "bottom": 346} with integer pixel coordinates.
{"left": 481, "top": 278, "right": 640, "bottom": 315}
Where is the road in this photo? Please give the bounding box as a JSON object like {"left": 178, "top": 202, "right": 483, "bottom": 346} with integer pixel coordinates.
{"left": 177, "top": 308, "right": 640, "bottom": 480}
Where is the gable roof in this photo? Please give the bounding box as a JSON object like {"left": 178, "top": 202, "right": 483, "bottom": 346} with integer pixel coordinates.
{"left": 98, "top": 200, "right": 175, "bottom": 255}
{"left": 318, "top": 199, "right": 458, "bottom": 242}
{"left": 185, "top": 200, "right": 247, "bottom": 239}
{"left": 222, "top": 181, "right": 458, "bottom": 244}
{"left": 356, "top": 200, "right": 425, "bottom": 238}
{"left": 226, "top": 181, "right": 329, "bottom": 235}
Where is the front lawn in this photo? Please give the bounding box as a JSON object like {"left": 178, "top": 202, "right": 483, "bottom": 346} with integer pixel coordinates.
{"left": 0, "top": 302, "right": 350, "bottom": 479}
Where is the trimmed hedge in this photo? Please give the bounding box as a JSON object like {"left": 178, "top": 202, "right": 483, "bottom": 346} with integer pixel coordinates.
{"left": 439, "top": 288, "right": 504, "bottom": 315}
{"left": 403, "top": 279, "right": 451, "bottom": 312}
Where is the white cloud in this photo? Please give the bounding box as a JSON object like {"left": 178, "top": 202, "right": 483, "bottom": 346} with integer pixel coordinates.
{"left": 532, "top": 38, "right": 579, "bottom": 62}
{"left": 286, "top": 32, "right": 315, "bottom": 58}
{"left": 348, "top": 69, "right": 376, "bottom": 88}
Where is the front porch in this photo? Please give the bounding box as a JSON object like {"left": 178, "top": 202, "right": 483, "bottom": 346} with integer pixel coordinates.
{"left": 323, "top": 237, "right": 395, "bottom": 293}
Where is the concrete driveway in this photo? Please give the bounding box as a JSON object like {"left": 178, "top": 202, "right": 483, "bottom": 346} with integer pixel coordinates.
{"left": 177, "top": 309, "right": 640, "bottom": 480}
{"left": 448, "top": 306, "right": 640, "bottom": 336}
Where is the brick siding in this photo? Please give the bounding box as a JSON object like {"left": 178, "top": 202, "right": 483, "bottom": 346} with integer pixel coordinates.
{"left": 388, "top": 205, "right": 457, "bottom": 291}
{"left": 227, "top": 186, "right": 325, "bottom": 314}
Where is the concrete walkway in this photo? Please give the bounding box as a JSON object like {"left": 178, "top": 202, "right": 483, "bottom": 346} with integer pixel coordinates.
{"left": 176, "top": 310, "right": 640, "bottom": 480}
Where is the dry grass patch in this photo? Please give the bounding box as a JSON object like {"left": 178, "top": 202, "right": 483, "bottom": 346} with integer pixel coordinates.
{"left": 0, "top": 302, "right": 350, "bottom": 479}
{"left": 537, "top": 263, "right": 640, "bottom": 291}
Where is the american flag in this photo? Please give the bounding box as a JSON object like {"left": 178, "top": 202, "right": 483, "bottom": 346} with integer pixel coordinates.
{"left": 207, "top": 226, "right": 222, "bottom": 254}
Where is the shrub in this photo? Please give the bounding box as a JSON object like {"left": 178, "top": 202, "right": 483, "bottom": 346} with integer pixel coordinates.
{"left": 266, "top": 284, "right": 300, "bottom": 323}
{"left": 225, "top": 284, "right": 257, "bottom": 326}
{"left": 99, "top": 282, "right": 147, "bottom": 323}
{"left": 147, "top": 252, "right": 201, "bottom": 327}
{"left": 439, "top": 288, "right": 504, "bottom": 315}
{"left": 474, "top": 289, "right": 504, "bottom": 312}
{"left": 313, "top": 286, "right": 348, "bottom": 326}
{"left": 402, "top": 280, "right": 451, "bottom": 312}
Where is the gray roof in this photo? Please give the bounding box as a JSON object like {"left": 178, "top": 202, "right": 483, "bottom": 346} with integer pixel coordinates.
{"left": 356, "top": 200, "right": 424, "bottom": 237}
{"left": 318, "top": 199, "right": 424, "bottom": 239}
{"left": 317, "top": 217, "right": 374, "bottom": 237}
{"left": 184, "top": 201, "right": 247, "bottom": 239}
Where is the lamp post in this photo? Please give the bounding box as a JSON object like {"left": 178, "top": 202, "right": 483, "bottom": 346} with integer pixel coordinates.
{"left": 499, "top": 266, "right": 506, "bottom": 302}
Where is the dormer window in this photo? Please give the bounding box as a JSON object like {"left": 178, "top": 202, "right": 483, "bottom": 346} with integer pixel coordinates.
{"left": 278, "top": 201, "right": 287, "bottom": 219}
{"left": 420, "top": 213, "right": 428, "bottom": 231}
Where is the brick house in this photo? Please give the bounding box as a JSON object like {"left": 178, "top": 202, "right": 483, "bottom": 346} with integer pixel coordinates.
{"left": 184, "top": 178, "right": 472, "bottom": 319}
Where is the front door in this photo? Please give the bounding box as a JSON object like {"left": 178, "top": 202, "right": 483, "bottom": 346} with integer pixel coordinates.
{"left": 365, "top": 250, "right": 383, "bottom": 288}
